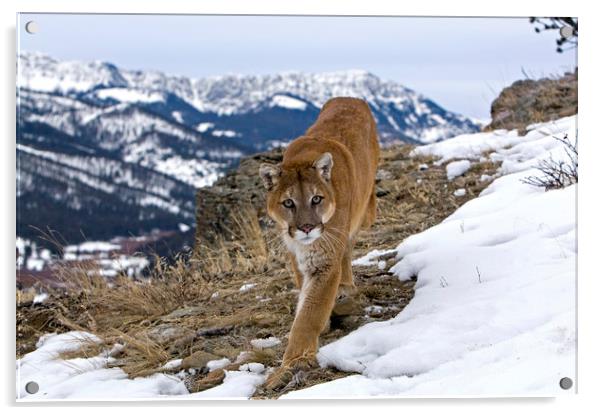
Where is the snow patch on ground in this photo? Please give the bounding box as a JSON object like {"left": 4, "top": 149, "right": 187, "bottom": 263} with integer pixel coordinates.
{"left": 250, "top": 337, "right": 282, "bottom": 349}
{"left": 453, "top": 188, "right": 466, "bottom": 197}
{"left": 206, "top": 358, "right": 232, "bottom": 372}
{"left": 239, "top": 283, "right": 257, "bottom": 292}
{"left": 33, "top": 292, "right": 48, "bottom": 304}
{"left": 181, "top": 371, "right": 265, "bottom": 399}
{"left": 446, "top": 159, "right": 471, "bottom": 180}
{"left": 17, "top": 332, "right": 264, "bottom": 400}
{"left": 284, "top": 116, "right": 576, "bottom": 398}
{"left": 352, "top": 249, "right": 396, "bottom": 267}
{"left": 17, "top": 331, "right": 187, "bottom": 400}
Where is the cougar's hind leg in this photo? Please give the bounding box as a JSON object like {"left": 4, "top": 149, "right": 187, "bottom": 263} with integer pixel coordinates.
{"left": 331, "top": 237, "right": 360, "bottom": 318}
{"left": 362, "top": 188, "right": 377, "bottom": 229}
{"left": 339, "top": 237, "right": 356, "bottom": 291}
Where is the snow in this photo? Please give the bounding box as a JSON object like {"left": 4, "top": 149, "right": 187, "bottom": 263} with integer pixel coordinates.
{"left": 211, "top": 129, "right": 238, "bottom": 138}
{"left": 239, "top": 363, "right": 266, "bottom": 374}
{"left": 161, "top": 359, "right": 183, "bottom": 370}
{"left": 16, "top": 332, "right": 187, "bottom": 400}
{"left": 181, "top": 371, "right": 265, "bottom": 399}
{"left": 270, "top": 94, "right": 308, "bottom": 110}
{"left": 239, "top": 283, "right": 257, "bottom": 292}
{"left": 250, "top": 337, "right": 281, "bottom": 349}
{"left": 19, "top": 52, "right": 479, "bottom": 143}
{"left": 171, "top": 111, "right": 184, "bottom": 123}
{"left": 196, "top": 122, "right": 214, "bottom": 133}
{"left": 206, "top": 358, "right": 231, "bottom": 372}
{"left": 453, "top": 188, "right": 467, "bottom": 197}
{"left": 283, "top": 116, "right": 576, "bottom": 398}
{"left": 351, "top": 248, "right": 396, "bottom": 267}
{"left": 17, "top": 332, "right": 265, "bottom": 401}
{"left": 178, "top": 223, "right": 191, "bottom": 232}
{"left": 96, "top": 88, "right": 164, "bottom": 104}
{"left": 65, "top": 241, "right": 120, "bottom": 253}
{"left": 446, "top": 159, "right": 471, "bottom": 180}
{"left": 33, "top": 293, "right": 48, "bottom": 304}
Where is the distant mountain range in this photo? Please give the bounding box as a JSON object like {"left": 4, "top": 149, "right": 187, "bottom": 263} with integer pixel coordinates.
{"left": 16, "top": 51, "right": 481, "bottom": 245}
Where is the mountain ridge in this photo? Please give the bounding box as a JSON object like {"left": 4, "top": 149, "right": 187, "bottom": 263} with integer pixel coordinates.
{"left": 17, "top": 51, "right": 481, "bottom": 246}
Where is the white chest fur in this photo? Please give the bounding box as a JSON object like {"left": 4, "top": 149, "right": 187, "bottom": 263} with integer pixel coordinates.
{"left": 283, "top": 235, "right": 326, "bottom": 315}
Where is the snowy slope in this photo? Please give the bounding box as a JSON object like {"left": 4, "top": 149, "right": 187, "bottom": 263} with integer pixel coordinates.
{"left": 284, "top": 116, "right": 577, "bottom": 398}
{"left": 16, "top": 117, "right": 576, "bottom": 400}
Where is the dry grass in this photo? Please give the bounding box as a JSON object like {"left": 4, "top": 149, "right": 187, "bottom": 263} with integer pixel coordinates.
{"left": 17, "top": 143, "right": 501, "bottom": 398}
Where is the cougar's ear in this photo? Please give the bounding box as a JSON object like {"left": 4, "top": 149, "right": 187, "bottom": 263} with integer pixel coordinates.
{"left": 259, "top": 163, "right": 281, "bottom": 191}
{"left": 313, "top": 152, "right": 333, "bottom": 181}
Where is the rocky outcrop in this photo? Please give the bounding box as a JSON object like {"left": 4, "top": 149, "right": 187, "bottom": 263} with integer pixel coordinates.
{"left": 485, "top": 71, "right": 577, "bottom": 133}
{"left": 194, "top": 149, "right": 284, "bottom": 249}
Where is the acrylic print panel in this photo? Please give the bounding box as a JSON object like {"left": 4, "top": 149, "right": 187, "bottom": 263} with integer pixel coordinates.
{"left": 16, "top": 13, "right": 577, "bottom": 400}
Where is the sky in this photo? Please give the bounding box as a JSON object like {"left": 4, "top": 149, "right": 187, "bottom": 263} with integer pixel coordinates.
{"left": 17, "top": 14, "right": 576, "bottom": 120}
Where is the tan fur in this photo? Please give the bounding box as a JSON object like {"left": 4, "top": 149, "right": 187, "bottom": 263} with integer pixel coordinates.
{"left": 259, "top": 97, "right": 379, "bottom": 389}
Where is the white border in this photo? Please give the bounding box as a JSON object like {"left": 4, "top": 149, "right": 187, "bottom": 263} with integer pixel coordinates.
{"left": 2, "top": 1, "right": 600, "bottom": 413}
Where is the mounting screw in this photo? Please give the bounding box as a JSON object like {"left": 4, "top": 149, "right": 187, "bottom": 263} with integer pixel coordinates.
{"left": 559, "top": 26, "right": 574, "bottom": 39}
{"left": 25, "top": 21, "right": 38, "bottom": 34}
{"left": 25, "top": 381, "right": 39, "bottom": 394}
{"left": 559, "top": 377, "right": 573, "bottom": 390}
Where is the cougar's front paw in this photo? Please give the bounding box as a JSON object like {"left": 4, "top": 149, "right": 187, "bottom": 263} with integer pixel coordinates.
{"left": 264, "top": 356, "right": 317, "bottom": 391}
{"left": 264, "top": 366, "right": 295, "bottom": 391}
{"left": 333, "top": 287, "right": 361, "bottom": 317}
{"left": 337, "top": 284, "right": 357, "bottom": 299}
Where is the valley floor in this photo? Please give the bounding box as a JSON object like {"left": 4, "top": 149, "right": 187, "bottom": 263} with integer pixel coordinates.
{"left": 16, "top": 116, "right": 576, "bottom": 400}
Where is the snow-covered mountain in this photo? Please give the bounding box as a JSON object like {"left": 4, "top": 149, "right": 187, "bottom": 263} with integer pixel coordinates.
{"left": 19, "top": 51, "right": 480, "bottom": 145}
{"left": 17, "top": 51, "right": 480, "bottom": 244}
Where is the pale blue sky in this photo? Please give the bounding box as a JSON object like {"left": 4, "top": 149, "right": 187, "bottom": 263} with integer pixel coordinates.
{"left": 18, "top": 14, "right": 576, "bottom": 119}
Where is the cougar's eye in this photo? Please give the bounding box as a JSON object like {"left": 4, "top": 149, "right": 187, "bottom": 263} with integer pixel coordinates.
{"left": 311, "top": 195, "right": 323, "bottom": 205}
{"left": 282, "top": 199, "right": 295, "bottom": 208}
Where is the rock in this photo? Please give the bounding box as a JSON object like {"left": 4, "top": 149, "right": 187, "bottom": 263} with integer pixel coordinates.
{"left": 146, "top": 324, "right": 194, "bottom": 345}
{"left": 376, "top": 169, "right": 393, "bottom": 180}
{"left": 375, "top": 188, "right": 390, "bottom": 198}
{"left": 193, "top": 367, "right": 227, "bottom": 392}
{"left": 485, "top": 72, "right": 577, "bottom": 133}
{"left": 332, "top": 296, "right": 362, "bottom": 317}
{"left": 160, "top": 306, "right": 203, "bottom": 321}
{"left": 338, "top": 315, "right": 363, "bottom": 330}
{"left": 195, "top": 148, "right": 284, "bottom": 248}
{"left": 198, "top": 325, "right": 234, "bottom": 337}
{"left": 250, "top": 313, "right": 278, "bottom": 328}
{"left": 181, "top": 350, "right": 220, "bottom": 370}
{"left": 167, "top": 333, "right": 197, "bottom": 354}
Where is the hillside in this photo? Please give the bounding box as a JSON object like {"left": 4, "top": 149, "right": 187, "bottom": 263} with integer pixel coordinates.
{"left": 17, "top": 134, "right": 503, "bottom": 399}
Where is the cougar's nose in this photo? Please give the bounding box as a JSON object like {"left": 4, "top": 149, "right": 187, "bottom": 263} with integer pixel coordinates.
{"left": 298, "top": 224, "right": 315, "bottom": 234}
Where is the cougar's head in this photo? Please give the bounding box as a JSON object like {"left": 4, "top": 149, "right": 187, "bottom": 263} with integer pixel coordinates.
{"left": 260, "top": 152, "right": 335, "bottom": 246}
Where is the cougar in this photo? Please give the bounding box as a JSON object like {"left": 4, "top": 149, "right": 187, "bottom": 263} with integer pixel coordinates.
{"left": 259, "top": 97, "right": 379, "bottom": 389}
